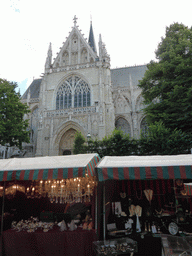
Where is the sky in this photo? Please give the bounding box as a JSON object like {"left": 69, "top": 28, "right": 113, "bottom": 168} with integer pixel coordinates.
{"left": 1, "top": 0, "right": 192, "bottom": 95}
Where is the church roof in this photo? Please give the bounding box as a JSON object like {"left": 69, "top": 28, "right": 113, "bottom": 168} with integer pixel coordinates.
{"left": 111, "top": 65, "right": 147, "bottom": 88}
{"left": 22, "top": 65, "right": 147, "bottom": 99}
{"left": 22, "top": 79, "right": 42, "bottom": 99}
{"left": 88, "top": 21, "right": 97, "bottom": 53}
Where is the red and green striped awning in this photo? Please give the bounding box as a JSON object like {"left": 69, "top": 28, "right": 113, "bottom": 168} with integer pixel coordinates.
{"left": 184, "top": 183, "right": 192, "bottom": 196}
{"left": 96, "top": 155, "right": 192, "bottom": 182}
{"left": 0, "top": 153, "right": 100, "bottom": 181}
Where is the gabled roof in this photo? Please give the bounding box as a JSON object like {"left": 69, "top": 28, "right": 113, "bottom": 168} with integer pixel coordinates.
{"left": 22, "top": 79, "right": 42, "bottom": 99}
{"left": 52, "top": 18, "right": 98, "bottom": 67}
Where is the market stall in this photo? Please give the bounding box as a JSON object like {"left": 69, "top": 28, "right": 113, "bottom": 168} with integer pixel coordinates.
{"left": 0, "top": 153, "right": 100, "bottom": 256}
{"left": 96, "top": 155, "right": 192, "bottom": 254}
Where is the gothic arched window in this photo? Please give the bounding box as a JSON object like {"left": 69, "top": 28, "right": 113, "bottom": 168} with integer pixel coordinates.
{"left": 56, "top": 75, "right": 90, "bottom": 110}
{"left": 56, "top": 83, "right": 72, "bottom": 110}
{"left": 115, "top": 118, "right": 131, "bottom": 136}
{"left": 74, "top": 79, "right": 90, "bottom": 108}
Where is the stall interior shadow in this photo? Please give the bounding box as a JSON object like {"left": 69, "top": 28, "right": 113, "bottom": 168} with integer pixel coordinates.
{"left": 0, "top": 181, "right": 94, "bottom": 231}
{"left": 98, "top": 179, "right": 192, "bottom": 255}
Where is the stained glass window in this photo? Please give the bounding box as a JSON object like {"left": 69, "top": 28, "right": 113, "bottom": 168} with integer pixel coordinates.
{"left": 56, "top": 75, "right": 90, "bottom": 109}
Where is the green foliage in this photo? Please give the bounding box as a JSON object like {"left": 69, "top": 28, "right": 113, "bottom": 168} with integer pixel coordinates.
{"left": 73, "top": 131, "right": 87, "bottom": 154}
{"left": 0, "top": 79, "right": 30, "bottom": 149}
{"left": 138, "top": 23, "right": 192, "bottom": 134}
{"left": 73, "top": 125, "right": 191, "bottom": 157}
{"left": 84, "top": 129, "right": 138, "bottom": 158}
{"left": 139, "top": 121, "right": 192, "bottom": 155}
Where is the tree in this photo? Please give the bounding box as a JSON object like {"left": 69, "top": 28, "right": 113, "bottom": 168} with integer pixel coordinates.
{"left": 0, "top": 79, "right": 30, "bottom": 149}
{"left": 82, "top": 129, "right": 138, "bottom": 158}
{"left": 73, "top": 131, "right": 87, "bottom": 154}
{"left": 138, "top": 23, "right": 192, "bottom": 134}
{"left": 139, "top": 121, "right": 192, "bottom": 155}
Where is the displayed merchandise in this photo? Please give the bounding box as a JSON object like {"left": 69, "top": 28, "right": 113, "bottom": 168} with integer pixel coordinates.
{"left": 107, "top": 179, "right": 192, "bottom": 239}
{"left": 144, "top": 189, "right": 153, "bottom": 205}
{"left": 93, "top": 237, "right": 138, "bottom": 256}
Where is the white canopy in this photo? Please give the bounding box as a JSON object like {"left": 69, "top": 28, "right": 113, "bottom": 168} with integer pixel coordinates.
{"left": 96, "top": 154, "right": 192, "bottom": 181}
{"left": 97, "top": 155, "right": 192, "bottom": 168}
{"left": 0, "top": 153, "right": 100, "bottom": 181}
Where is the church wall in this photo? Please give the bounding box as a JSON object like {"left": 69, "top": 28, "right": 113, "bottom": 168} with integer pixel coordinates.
{"left": 112, "top": 84, "right": 145, "bottom": 138}
{"left": 42, "top": 67, "right": 103, "bottom": 111}
{"left": 20, "top": 18, "right": 148, "bottom": 157}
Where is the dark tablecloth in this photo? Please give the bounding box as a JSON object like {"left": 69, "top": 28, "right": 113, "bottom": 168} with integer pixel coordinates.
{"left": 2, "top": 227, "right": 97, "bottom": 256}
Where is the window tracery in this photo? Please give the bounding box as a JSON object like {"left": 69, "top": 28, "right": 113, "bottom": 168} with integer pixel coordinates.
{"left": 56, "top": 75, "right": 91, "bottom": 110}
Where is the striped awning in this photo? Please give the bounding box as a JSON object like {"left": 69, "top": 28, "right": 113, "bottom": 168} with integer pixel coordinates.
{"left": 96, "top": 155, "right": 192, "bottom": 181}
{"left": 0, "top": 153, "right": 100, "bottom": 181}
{"left": 183, "top": 183, "right": 192, "bottom": 196}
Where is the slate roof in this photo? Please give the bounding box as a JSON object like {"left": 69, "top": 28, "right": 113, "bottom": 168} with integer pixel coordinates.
{"left": 22, "top": 79, "right": 42, "bottom": 99}
{"left": 111, "top": 65, "right": 147, "bottom": 88}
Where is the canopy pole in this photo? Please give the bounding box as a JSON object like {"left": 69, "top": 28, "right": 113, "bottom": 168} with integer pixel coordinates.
{"left": 95, "top": 186, "right": 98, "bottom": 236}
{"left": 103, "top": 181, "right": 106, "bottom": 241}
{"left": 0, "top": 181, "right": 5, "bottom": 256}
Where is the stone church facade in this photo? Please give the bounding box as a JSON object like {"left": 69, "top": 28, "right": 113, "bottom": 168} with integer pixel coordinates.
{"left": 20, "top": 16, "right": 148, "bottom": 157}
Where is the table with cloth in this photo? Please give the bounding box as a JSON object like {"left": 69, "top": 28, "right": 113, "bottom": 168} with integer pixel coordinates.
{"left": 2, "top": 226, "right": 97, "bottom": 256}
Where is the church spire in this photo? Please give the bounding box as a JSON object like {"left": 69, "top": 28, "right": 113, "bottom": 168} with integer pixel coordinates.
{"left": 88, "top": 20, "right": 97, "bottom": 53}
{"left": 45, "top": 42, "right": 52, "bottom": 70}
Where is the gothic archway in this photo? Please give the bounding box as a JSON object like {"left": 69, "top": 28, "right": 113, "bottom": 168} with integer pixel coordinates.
{"left": 59, "top": 128, "right": 77, "bottom": 155}
{"left": 115, "top": 117, "right": 131, "bottom": 136}
{"left": 52, "top": 120, "right": 86, "bottom": 156}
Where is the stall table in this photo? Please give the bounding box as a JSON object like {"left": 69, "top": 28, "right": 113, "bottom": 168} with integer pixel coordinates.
{"left": 161, "top": 234, "right": 192, "bottom": 256}
{"left": 2, "top": 226, "right": 97, "bottom": 256}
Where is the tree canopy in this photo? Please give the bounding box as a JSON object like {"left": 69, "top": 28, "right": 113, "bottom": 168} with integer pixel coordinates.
{"left": 138, "top": 23, "right": 192, "bottom": 134}
{"left": 73, "top": 131, "right": 87, "bottom": 154}
{"left": 0, "top": 79, "right": 30, "bottom": 149}
{"left": 73, "top": 126, "right": 191, "bottom": 157}
{"left": 139, "top": 121, "right": 192, "bottom": 155}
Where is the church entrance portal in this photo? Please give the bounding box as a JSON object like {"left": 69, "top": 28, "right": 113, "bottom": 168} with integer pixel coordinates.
{"left": 59, "top": 128, "right": 77, "bottom": 155}
{"left": 63, "top": 150, "right": 71, "bottom": 155}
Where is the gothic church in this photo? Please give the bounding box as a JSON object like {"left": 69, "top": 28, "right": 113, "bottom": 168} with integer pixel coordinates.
{"left": 21, "top": 16, "right": 148, "bottom": 157}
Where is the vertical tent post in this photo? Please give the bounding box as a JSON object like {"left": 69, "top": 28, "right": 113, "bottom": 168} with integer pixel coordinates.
{"left": 95, "top": 186, "right": 98, "bottom": 235}
{"left": 0, "top": 182, "right": 5, "bottom": 256}
{"left": 103, "top": 181, "right": 106, "bottom": 241}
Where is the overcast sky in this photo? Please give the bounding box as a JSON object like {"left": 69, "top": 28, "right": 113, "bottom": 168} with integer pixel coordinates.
{"left": 1, "top": 0, "right": 192, "bottom": 95}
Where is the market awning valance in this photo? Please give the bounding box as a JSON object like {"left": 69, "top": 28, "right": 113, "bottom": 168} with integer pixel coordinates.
{"left": 96, "top": 155, "right": 192, "bottom": 181}
{"left": 0, "top": 153, "right": 100, "bottom": 181}
{"left": 184, "top": 183, "right": 192, "bottom": 196}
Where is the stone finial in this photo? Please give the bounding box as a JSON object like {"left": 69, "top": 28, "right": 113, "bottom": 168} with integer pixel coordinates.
{"left": 73, "top": 15, "right": 78, "bottom": 26}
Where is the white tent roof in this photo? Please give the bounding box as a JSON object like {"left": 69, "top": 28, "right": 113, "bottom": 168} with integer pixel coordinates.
{"left": 96, "top": 155, "right": 192, "bottom": 181}
{"left": 97, "top": 154, "right": 192, "bottom": 168}
{"left": 0, "top": 154, "right": 98, "bottom": 171}
{"left": 0, "top": 153, "right": 100, "bottom": 181}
